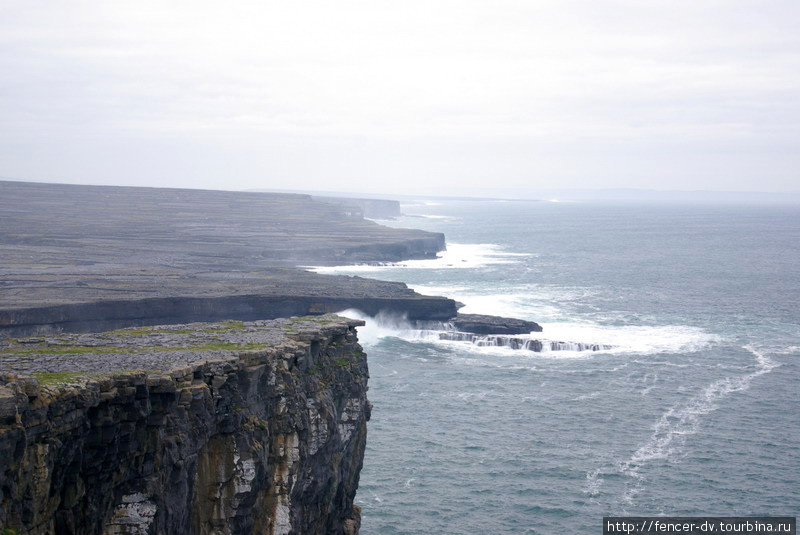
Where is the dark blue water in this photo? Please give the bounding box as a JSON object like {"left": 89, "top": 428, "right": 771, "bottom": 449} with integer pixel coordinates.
{"left": 317, "top": 201, "right": 800, "bottom": 534}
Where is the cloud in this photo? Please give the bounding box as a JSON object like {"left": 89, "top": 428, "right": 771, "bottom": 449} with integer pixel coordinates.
{"left": 0, "top": 0, "right": 798, "bottom": 192}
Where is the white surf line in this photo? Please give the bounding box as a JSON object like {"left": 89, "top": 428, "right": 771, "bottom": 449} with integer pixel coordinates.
{"left": 336, "top": 306, "right": 720, "bottom": 360}
{"left": 304, "top": 243, "right": 532, "bottom": 274}
{"left": 622, "top": 346, "right": 778, "bottom": 475}
{"left": 584, "top": 345, "right": 780, "bottom": 502}
{"left": 407, "top": 284, "right": 721, "bottom": 356}
{"left": 335, "top": 307, "right": 602, "bottom": 355}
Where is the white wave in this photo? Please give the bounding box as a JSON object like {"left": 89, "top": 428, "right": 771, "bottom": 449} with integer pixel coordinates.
{"left": 573, "top": 391, "right": 602, "bottom": 402}
{"left": 619, "top": 346, "right": 778, "bottom": 477}
{"left": 541, "top": 322, "right": 718, "bottom": 355}
{"left": 454, "top": 391, "right": 489, "bottom": 402}
{"left": 334, "top": 308, "right": 533, "bottom": 356}
{"left": 410, "top": 282, "right": 719, "bottom": 356}
{"left": 433, "top": 336, "right": 610, "bottom": 359}
{"left": 306, "top": 243, "right": 531, "bottom": 274}
{"left": 770, "top": 345, "right": 800, "bottom": 354}
{"left": 408, "top": 284, "right": 471, "bottom": 295}
{"left": 630, "top": 359, "right": 691, "bottom": 368}
{"left": 431, "top": 318, "right": 717, "bottom": 358}
{"left": 335, "top": 309, "right": 419, "bottom": 346}
{"left": 333, "top": 310, "right": 596, "bottom": 358}
{"left": 584, "top": 469, "right": 604, "bottom": 496}
{"left": 444, "top": 292, "right": 555, "bottom": 318}
{"left": 407, "top": 285, "right": 594, "bottom": 322}
{"left": 336, "top": 307, "right": 718, "bottom": 360}
{"left": 640, "top": 384, "right": 656, "bottom": 396}
{"left": 411, "top": 214, "right": 455, "bottom": 220}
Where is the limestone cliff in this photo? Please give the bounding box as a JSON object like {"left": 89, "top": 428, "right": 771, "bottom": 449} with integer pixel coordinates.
{"left": 0, "top": 316, "right": 369, "bottom": 535}
{"left": 0, "top": 180, "right": 453, "bottom": 339}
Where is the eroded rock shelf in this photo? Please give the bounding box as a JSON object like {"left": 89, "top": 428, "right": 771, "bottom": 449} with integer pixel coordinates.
{"left": 0, "top": 180, "right": 450, "bottom": 337}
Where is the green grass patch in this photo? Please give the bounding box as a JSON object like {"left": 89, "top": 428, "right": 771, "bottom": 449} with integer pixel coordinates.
{"left": 105, "top": 321, "right": 246, "bottom": 337}
{"left": 192, "top": 341, "right": 268, "bottom": 352}
{"left": 200, "top": 320, "right": 246, "bottom": 333}
{"left": 105, "top": 327, "right": 154, "bottom": 336}
{"left": 3, "top": 345, "right": 138, "bottom": 355}
{"left": 1, "top": 341, "right": 269, "bottom": 356}
{"left": 31, "top": 372, "right": 87, "bottom": 385}
{"left": 314, "top": 357, "right": 352, "bottom": 373}
{"left": 106, "top": 327, "right": 195, "bottom": 336}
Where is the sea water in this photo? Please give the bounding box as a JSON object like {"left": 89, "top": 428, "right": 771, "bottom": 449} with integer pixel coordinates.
{"left": 312, "top": 200, "right": 799, "bottom": 535}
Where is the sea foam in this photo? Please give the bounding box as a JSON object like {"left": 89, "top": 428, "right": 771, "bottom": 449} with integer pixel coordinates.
{"left": 306, "top": 243, "right": 531, "bottom": 274}
{"left": 588, "top": 346, "right": 781, "bottom": 504}
{"left": 336, "top": 307, "right": 716, "bottom": 359}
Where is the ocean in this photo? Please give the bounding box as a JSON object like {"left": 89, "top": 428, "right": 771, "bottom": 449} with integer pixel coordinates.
{"left": 312, "top": 200, "right": 800, "bottom": 535}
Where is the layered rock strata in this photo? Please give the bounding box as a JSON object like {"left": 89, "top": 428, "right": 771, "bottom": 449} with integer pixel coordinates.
{"left": 311, "top": 196, "right": 402, "bottom": 220}
{"left": 0, "top": 180, "right": 442, "bottom": 268}
{"left": 450, "top": 313, "right": 542, "bottom": 335}
{"left": 1, "top": 283, "right": 458, "bottom": 338}
{"left": 0, "top": 180, "right": 452, "bottom": 338}
{"left": 437, "top": 331, "right": 613, "bottom": 352}
{"left": 412, "top": 313, "right": 542, "bottom": 335}
{"left": 0, "top": 315, "right": 369, "bottom": 535}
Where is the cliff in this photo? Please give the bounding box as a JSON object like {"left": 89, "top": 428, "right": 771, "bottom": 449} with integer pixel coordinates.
{"left": 0, "top": 180, "right": 453, "bottom": 338}
{"left": 311, "top": 196, "right": 402, "bottom": 220}
{"left": 450, "top": 313, "right": 541, "bottom": 335}
{"left": 0, "top": 180, "right": 442, "bottom": 268}
{"left": 0, "top": 270, "right": 458, "bottom": 338}
{"left": 0, "top": 315, "right": 369, "bottom": 535}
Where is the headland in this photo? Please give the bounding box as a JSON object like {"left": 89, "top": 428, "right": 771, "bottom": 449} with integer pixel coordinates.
{"left": 0, "top": 179, "right": 541, "bottom": 535}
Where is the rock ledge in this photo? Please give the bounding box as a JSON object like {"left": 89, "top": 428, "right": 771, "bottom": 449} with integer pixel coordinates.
{"left": 0, "top": 315, "right": 369, "bottom": 535}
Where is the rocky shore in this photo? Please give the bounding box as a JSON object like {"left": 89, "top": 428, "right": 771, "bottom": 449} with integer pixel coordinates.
{"left": 0, "top": 270, "right": 458, "bottom": 338}
{"left": 0, "top": 181, "right": 543, "bottom": 340}
{"left": 0, "top": 181, "right": 452, "bottom": 338}
{"left": 449, "top": 313, "right": 542, "bottom": 335}
{"left": 0, "top": 180, "right": 550, "bottom": 535}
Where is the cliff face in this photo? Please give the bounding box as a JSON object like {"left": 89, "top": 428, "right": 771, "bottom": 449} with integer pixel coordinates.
{"left": 311, "top": 196, "right": 403, "bottom": 220}
{"left": 1, "top": 288, "right": 458, "bottom": 338}
{"left": 0, "top": 180, "right": 452, "bottom": 339}
{"left": 0, "top": 316, "right": 369, "bottom": 535}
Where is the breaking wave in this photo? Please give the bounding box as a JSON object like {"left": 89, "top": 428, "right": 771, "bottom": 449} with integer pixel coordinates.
{"left": 335, "top": 308, "right": 714, "bottom": 358}
{"left": 405, "top": 285, "right": 719, "bottom": 356}
{"left": 306, "top": 243, "right": 531, "bottom": 274}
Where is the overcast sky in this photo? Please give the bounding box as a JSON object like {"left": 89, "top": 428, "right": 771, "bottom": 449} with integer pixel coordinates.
{"left": 1, "top": 1, "right": 798, "bottom": 195}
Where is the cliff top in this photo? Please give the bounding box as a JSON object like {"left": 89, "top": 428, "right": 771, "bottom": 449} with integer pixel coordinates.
{"left": 0, "top": 313, "right": 370, "bottom": 535}
{"left": 0, "top": 314, "right": 363, "bottom": 384}
{"left": 0, "top": 180, "right": 444, "bottom": 310}
{"left": 0, "top": 266, "right": 433, "bottom": 310}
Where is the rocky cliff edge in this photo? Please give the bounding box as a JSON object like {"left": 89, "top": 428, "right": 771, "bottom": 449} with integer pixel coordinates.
{"left": 0, "top": 315, "right": 369, "bottom": 535}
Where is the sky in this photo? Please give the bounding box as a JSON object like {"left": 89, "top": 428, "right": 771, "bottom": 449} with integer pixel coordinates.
{"left": 1, "top": 0, "right": 798, "bottom": 195}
